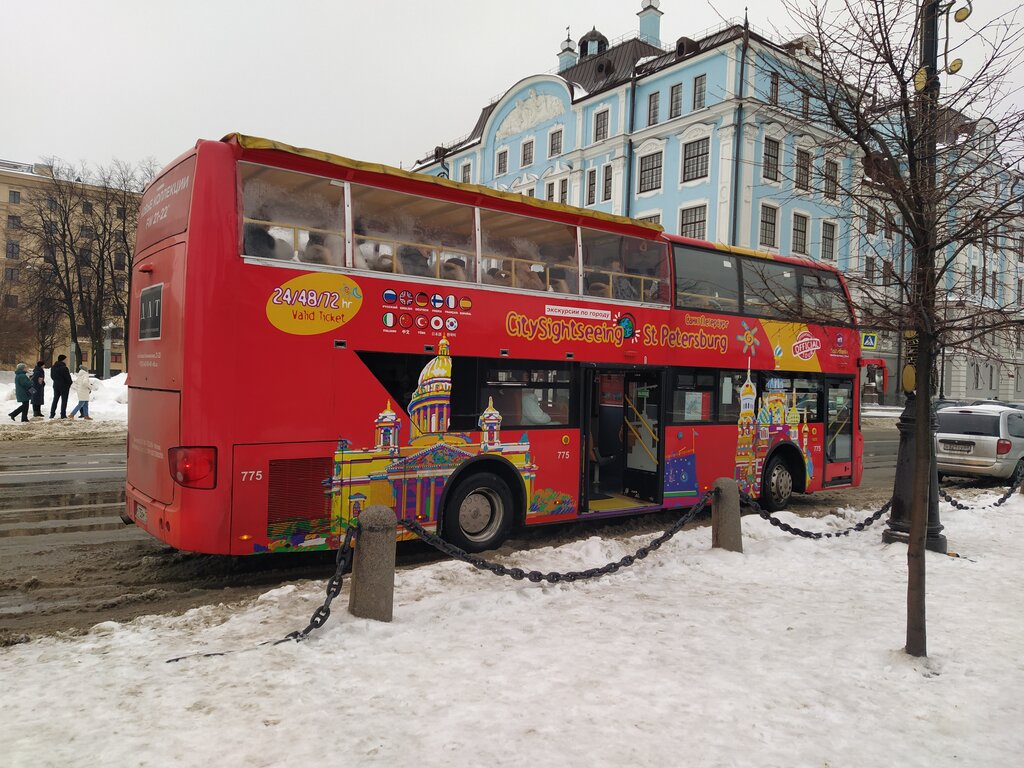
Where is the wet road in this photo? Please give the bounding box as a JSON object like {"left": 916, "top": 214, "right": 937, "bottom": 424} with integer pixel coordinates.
{"left": 0, "top": 425, "right": 902, "bottom": 642}
{"left": 0, "top": 438, "right": 128, "bottom": 538}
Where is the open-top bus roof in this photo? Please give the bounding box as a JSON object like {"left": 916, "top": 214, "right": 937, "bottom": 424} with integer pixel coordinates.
{"left": 222, "top": 133, "right": 664, "bottom": 238}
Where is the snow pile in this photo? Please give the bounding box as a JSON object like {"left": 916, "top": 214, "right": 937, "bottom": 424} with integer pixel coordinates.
{"left": 0, "top": 370, "right": 127, "bottom": 436}
{"left": 1, "top": 498, "right": 1021, "bottom": 766}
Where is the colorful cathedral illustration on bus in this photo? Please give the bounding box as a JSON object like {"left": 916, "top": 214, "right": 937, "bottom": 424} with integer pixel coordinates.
{"left": 663, "top": 365, "right": 816, "bottom": 505}
{"left": 324, "top": 338, "right": 570, "bottom": 543}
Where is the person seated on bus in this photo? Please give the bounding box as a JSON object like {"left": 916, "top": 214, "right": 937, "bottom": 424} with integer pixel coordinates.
{"left": 243, "top": 222, "right": 276, "bottom": 259}
{"left": 607, "top": 258, "right": 641, "bottom": 301}
{"left": 302, "top": 232, "right": 334, "bottom": 265}
{"left": 353, "top": 219, "right": 375, "bottom": 269}
{"left": 547, "top": 266, "right": 575, "bottom": 294}
{"left": 484, "top": 266, "right": 513, "bottom": 286}
{"left": 273, "top": 237, "right": 295, "bottom": 260}
{"left": 399, "top": 245, "right": 432, "bottom": 277}
{"left": 441, "top": 257, "right": 468, "bottom": 282}
{"left": 503, "top": 259, "right": 545, "bottom": 291}
{"left": 521, "top": 390, "right": 552, "bottom": 425}
{"left": 586, "top": 278, "right": 611, "bottom": 298}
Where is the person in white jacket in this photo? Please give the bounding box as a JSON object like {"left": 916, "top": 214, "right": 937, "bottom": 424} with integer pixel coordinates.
{"left": 68, "top": 368, "right": 98, "bottom": 420}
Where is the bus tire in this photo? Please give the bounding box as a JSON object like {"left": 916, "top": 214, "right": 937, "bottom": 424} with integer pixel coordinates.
{"left": 442, "top": 472, "right": 513, "bottom": 553}
{"left": 761, "top": 454, "right": 793, "bottom": 512}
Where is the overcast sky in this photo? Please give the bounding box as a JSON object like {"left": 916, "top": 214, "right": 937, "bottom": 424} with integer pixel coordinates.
{"left": 1, "top": 0, "right": 1018, "bottom": 174}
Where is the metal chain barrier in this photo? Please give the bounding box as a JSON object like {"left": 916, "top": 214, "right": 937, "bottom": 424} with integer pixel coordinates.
{"left": 166, "top": 520, "right": 358, "bottom": 663}
{"left": 739, "top": 491, "right": 892, "bottom": 539}
{"left": 398, "top": 491, "right": 713, "bottom": 583}
{"left": 939, "top": 472, "right": 1024, "bottom": 510}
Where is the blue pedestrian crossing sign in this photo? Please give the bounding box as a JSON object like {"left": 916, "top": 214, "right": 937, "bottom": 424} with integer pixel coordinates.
{"left": 861, "top": 332, "right": 878, "bottom": 350}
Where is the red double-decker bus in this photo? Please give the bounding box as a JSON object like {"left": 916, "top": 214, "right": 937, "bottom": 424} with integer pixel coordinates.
{"left": 125, "top": 134, "right": 862, "bottom": 555}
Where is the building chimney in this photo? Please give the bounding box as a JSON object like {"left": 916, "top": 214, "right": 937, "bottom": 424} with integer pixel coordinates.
{"left": 558, "top": 34, "right": 578, "bottom": 71}
{"left": 638, "top": 0, "right": 663, "bottom": 46}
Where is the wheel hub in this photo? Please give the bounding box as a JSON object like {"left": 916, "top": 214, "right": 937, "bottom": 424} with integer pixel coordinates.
{"left": 459, "top": 489, "right": 497, "bottom": 537}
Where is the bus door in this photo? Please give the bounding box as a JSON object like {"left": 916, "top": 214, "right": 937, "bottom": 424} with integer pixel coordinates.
{"left": 622, "top": 371, "right": 663, "bottom": 502}
{"left": 824, "top": 377, "right": 854, "bottom": 484}
{"left": 582, "top": 368, "right": 664, "bottom": 512}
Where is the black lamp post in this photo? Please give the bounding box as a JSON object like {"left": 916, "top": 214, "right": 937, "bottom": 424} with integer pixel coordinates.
{"left": 882, "top": 0, "right": 966, "bottom": 555}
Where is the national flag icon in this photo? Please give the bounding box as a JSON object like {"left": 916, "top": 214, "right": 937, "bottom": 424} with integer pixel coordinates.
{"left": 382, "top": 312, "right": 396, "bottom": 327}
{"left": 415, "top": 292, "right": 429, "bottom": 307}
{"left": 398, "top": 290, "right": 414, "bottom": 306}
{"left": 415, "top": 315, "right": 428, "bottom": 329}
{"left": 459, "top": 296, "right": 473, "bottom": 311}
{"left": 382, "top": 289, "right": 398, "bottom": 304}
{"left": 398, "top": 313, "right": 413, "bottom": 328}
{"left": 445, "top": 295, "right": 458, "bottom": 309}
{"left": 430, "top": 293, "right": 445, "bottom": 309}
{"left": 430, "top": 316, "right": 444, "bottom": 330}
{"left": 445, "top": 317, "right": 459, "bottom": 331}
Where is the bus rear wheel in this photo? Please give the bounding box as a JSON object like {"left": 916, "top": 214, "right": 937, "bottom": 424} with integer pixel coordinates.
{"left": 761, "top": 455, "right": 793, "bottom": 512}
{"left": 442, "top": 472, "right": 514, "bottom": 553}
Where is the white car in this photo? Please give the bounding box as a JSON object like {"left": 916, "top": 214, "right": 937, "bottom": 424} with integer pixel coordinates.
{"left": 935, "top": 405, "right": 1024, "bottom": 482}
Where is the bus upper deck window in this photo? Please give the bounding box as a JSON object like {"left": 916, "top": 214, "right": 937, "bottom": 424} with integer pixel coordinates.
{"left": 674, "top": 244, "right": 739, "bottom": 311}
{"left": 350, "top": 184, "right": 476, "bottom": 281}
{"left": 240, "top": 162, "right": 345, "bottom": 266}
{"left": 580, "top": 229, "right": 667, "bottom": 304}
{"left": 480, "top": 208, "right": 576, "bottom": 294}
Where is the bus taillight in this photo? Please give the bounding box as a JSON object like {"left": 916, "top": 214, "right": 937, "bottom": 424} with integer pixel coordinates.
{"left": 168, "top": 447, "right": 218, "bottom": 489}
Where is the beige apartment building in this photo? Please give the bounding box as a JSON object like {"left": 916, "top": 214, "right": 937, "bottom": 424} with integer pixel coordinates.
{"left": 1, "top": 157, "right": 132, "bottom": 375}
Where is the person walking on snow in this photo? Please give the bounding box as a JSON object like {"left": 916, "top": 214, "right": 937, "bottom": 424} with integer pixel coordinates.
{"left": 30, "top": 361, "right": 46, "bottom": 417}
{"left": 8, "top": 363, "right": 32, "bottom": 422}
{"left": 68, "top": 368, "right": 98, "bottom": 420}
{"left": 50, "top": 354, "right": 73, "bottom": 418}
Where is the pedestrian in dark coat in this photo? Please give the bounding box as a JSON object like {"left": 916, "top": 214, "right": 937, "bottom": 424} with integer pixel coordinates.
{"left": 50, "top": 354, "right": 73, "bottom": 418}
{"left": 8, "top": 363, "right": 31, "bottom": 422}
{"left": 30, "top": 361, "right": 45, "bottom": 417}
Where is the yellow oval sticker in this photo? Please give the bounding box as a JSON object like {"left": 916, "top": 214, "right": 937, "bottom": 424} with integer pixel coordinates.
{"left": 266, "top": 273, "right": 363, "bottom": 335}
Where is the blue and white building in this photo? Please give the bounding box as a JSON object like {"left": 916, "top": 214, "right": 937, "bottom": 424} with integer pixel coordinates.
{"left": 415, "top": 1, "right": 1024, "bottom": 403}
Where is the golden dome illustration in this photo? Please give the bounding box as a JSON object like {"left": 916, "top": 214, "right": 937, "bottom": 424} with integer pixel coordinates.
{"left": 418, "top": 337, "right": 452, "bottom": 385}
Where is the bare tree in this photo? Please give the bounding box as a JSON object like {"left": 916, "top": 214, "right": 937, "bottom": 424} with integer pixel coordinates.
{"left": 17, "top": 158, "right": 151, "bottom": 372}
{"left": 762, "top": 0, "right": 1024, "bottom": 656}
{"left": 16, "top": 159, "right": 91, "bottom": 369}
{"left": 91, "top": 159, "right": 155, "bottom": 361}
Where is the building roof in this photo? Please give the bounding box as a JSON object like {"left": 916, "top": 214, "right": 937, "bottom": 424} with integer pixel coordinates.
{"left": 417, "top": 24, "right": 767, "bottom": 167}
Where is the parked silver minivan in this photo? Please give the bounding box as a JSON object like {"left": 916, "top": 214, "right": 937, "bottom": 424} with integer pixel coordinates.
{"left": 935, "top": 405, "right": 1024, "bottom": 481}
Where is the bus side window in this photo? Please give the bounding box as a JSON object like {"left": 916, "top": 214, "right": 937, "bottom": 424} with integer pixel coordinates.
{"left": 669, "top": 370, "right": 715, "bottom": 423}
{"left": 673, "top": 244, "right": 740, "bottom": 311}
{"left": 480, "top": 208, "right": 576, "bottom": 293}
{"left": 717, "top": 371, "right": 749, "bottom": 423}
{"left": 239, "top": 162, "right": 345, "bottom": 264}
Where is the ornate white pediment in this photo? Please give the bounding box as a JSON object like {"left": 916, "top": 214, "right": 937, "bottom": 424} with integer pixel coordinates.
{"left": 496, "top": 89, "right": 566, "bottom": 139}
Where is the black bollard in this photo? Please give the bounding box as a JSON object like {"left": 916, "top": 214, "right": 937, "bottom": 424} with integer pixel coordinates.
{"left": 883, "top": 393, "right": 947, "bottom": 553}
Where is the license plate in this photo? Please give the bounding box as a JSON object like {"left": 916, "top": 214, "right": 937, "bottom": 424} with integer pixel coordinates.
{"left": 135, "top": 502, "right": 148, "bottom": 522}
{"left": 941, "top": 442, "right": 972, "bottom": 454}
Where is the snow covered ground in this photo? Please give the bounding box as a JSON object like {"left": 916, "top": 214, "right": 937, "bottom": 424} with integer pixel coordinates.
{"left": 2, "top": 493, "right": 1022, "bottom": 766}
{"left": 1, "top": 372, "right": 1016, "bottom": 765}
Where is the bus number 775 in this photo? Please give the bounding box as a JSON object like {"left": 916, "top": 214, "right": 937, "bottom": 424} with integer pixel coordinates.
{"left": 240, "top": 470, "right": 263, "bottom": 481}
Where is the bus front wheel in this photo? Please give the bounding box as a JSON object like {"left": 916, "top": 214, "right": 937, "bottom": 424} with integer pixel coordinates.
{"left": 442, "top": 472, "right": 513, "bottom": 553}
{"left": 761, "top": 455, "right": 793, "bottom": 512}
